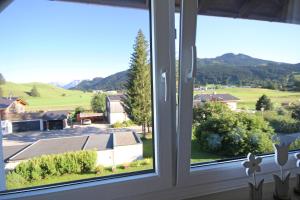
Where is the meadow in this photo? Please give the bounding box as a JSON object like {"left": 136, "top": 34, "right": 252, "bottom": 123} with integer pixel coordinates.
{"left": 1, "top": 82, "right": 93, "bottom": 111}
{"left": 194, "top": 87, "right": 300, "bottom": 109}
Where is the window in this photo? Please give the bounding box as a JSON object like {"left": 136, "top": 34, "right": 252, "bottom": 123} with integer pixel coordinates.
{"left": 1, "top": 0, "right": 300, "bottom": 199}
{"left": 177, "top": 0, "right": 300, "bottom": 191}
{"left": 0, "top": 0, "right": 176, "bottom": 198}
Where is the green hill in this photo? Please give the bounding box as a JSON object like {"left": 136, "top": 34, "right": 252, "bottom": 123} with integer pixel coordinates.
{"left": 0, "top": 82, "right": 93, "bottom": 111}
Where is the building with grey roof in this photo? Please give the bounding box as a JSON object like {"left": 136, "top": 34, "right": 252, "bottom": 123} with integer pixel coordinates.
{"left": 4, "top": 131, "right": 143, "bottom": 169}
{"left": 194, "top": 93, "right": 240, "bottom": 111}
{"left": 106, "top": 94, "right": 129, "bottom": 124}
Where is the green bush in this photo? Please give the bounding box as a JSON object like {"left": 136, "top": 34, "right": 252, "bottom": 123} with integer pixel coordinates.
{"left": 263, "top": 111, "right": 300, "bottom": 133}
{"left": 111, "top": 121, "right": 123, "bottom": 128}
{"left": 111, "top": 120, "right": 135, "bottom": 128}
{"left": 13, "top": 150, "right": 97, "bottom": 182}
{"left": 94, "top": 165, "right": 105, "bottom": 174}
{"left": 6, "top": 172, "right": 28, "bottom": 189}
{"left": 194, "top": 102, "right": 274, "bottom": 156}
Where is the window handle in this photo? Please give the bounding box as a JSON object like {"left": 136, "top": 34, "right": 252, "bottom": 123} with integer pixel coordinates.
{"left": 161, "top": 71, "right": 167, "bottom": 102}
{"left": 186, "top": 45, "right": 197, "bottom": 81}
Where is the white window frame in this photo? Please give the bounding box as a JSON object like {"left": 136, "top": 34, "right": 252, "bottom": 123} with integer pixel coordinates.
{"left": 0, "top": 0, "right": 177, "bottom": 199}
{"left": 177, "top": 0, "right": 299, "bottom": 195}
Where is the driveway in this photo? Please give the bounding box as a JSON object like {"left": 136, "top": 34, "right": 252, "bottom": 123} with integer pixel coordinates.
{"left": 2, "top": 123, "right": 144, "bottom": 146}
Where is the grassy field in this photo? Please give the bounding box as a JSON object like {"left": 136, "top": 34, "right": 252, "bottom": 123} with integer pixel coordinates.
{"left": 194, "top": 87, "right": 300, "bottom": 110}
{"left": 1, "top": 82, "right": 93, "bottom": 111}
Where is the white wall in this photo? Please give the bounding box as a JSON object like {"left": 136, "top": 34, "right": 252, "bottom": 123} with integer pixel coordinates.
{"left": 96, "top": 150, "right": 114, "bottom": 167}
{"left": 96, "top": 144, "right": 143, "bottom": 167}
{"left": 1, "top": 120, "right": 12, "bottom": 134}
{"left": 114, "top": 144, "right": 143, "bottom": 165}
{"left": 109, "top": 113, "right": 128, "bottom": 124}
{"left": 225, "top": 102, "right": 237, "bottom": 111}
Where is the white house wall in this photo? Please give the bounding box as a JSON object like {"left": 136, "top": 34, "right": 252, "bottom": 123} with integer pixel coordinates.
{"left": 96, "top": 149, "right": 114, "bottom": 167}
{"left": 113, "top": 144, "right": 143, "bottom": 165}
{"left": 109, "top": 113, "right": 128, "bottom": 124}
{"left": 226, "top": 102, "right": 237, "bottom": 111}
{"left": 96, "top": 144, "right": 143, "bottom": 167}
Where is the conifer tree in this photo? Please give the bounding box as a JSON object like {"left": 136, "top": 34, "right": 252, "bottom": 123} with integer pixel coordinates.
{"left": 30, "top": 85, "right": 40, "bottom": 97}
{"left": 0, "top": 87, "right": 3, "bottom": 97}
{"left": 122, "top": 30, "right": 151, "bottom": 137}
{"left": 255, "top": 94, "right": 273, "bottom": 111}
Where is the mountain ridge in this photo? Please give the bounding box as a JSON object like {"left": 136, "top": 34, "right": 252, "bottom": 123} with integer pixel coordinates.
{"left": 73, "top": 53, "right": 300, "bottom": 91}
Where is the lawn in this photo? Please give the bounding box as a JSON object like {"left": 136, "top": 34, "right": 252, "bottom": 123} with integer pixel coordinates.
{"left": 194, "top": 87, "right": 300, "bottom": 110}
{"left": 1, "top": 82, "right": 93, "bottom": 111}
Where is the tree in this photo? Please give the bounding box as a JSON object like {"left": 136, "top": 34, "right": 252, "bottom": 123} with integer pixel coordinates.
{"left": 255, "top": 94, "right": 273, "bottom": 111}
{"left": 0, "top": 87, "right": 3, "bottom": 97}
{"left": 122, "top": 30, "right": 151, "bottom": 137}
{"left": 91, "top": 93, "right": 106, "bottom": 113}
{"left": 75, "top": 106, "right": 85, "bottom": 115}
{"left": 0, "top": 73, "right": 6, "bottom": 85}
{"left": 30, "top": 86, "right": 40, "bottom": 97}
{"left": 290, "top": 103, "right": 300, "bottom": 121}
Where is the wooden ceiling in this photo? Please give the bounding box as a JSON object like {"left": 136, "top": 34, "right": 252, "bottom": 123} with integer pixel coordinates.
{"left": 55, "top": 0, "right": 300, "bottom": 25}
{"left": 1, "top": 0, "right": 300, "bottom": 25}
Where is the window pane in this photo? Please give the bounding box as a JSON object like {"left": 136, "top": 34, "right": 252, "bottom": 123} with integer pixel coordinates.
{"left": 191, "top": 16, "right": 300, "bottom": 165}
{"left": 0, "top": 0, "right": 154, "bottom": 191}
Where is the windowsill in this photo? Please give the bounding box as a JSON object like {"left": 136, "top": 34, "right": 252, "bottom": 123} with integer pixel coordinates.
{"left": 187, "top": 177, "right": 298, "bottom": 200}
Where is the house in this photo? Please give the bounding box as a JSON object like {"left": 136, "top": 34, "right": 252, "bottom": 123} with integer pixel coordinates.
{"left": 0, "top": 97, "right": 27, "bottom": 119}
{"left": 106, "top": 94, "right": 128, "bottom": 124}
{"left": 194, "top": 93, "right": 240, "bottom": 111}
{"left": 4, "top": 131, "right": 143, "bottom": 169}
{"left": 1, "top": 111, "right": 70, "bottom": 134}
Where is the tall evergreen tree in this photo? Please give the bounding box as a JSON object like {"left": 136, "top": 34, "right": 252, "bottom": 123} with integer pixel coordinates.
{"left": 255, "top": 94, "right": 273, "bottom": 111}
{"left": 0, "top": 87, "right": 3, "bottom": 97}
{"left": 122, "top": 30, "right": 151, "bottom": 137}
{"left": 0, "top": 73, "right": 6, "bottom": 85}
{"left": 30, "top": 85, "right": 40, "bottom": 97}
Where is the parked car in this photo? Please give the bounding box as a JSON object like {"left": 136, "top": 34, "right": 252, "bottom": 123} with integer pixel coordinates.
{"left": 82, "top": 119, "right": 92, "bottom": 125}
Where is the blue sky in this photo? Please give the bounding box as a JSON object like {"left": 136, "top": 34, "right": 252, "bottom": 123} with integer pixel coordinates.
{"left": 0, "top": 1, "right": 300, "bottom": 83}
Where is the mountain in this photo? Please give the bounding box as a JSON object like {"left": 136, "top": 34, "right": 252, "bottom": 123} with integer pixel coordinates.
{"left": 73, "top": 70, "right": 128, "bottom": 91}
{"left": 49, "top": 82, "right": 64, "bottom": 88}
{"left": 195, "top": 53, "right": 300, "bottom": 89}
{"left": 73, "top": 53, "right": 300, "bottom": 91}
{"left": 199, "top": 53, "right": 281, "bottom": 66}
{"left": 63, "top": 80, "right": 82, "bottom": 89}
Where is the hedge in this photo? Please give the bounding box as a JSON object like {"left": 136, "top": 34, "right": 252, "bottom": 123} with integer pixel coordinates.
{"left": 13, "top": 150, "right": 97, "bottom": 182}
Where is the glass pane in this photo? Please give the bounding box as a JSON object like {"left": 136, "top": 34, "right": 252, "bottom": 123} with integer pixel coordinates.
{"left": 191, "top": 15, "right": 300, "bottom": 165}
{"left": 0, "top": 0, "right": 154, "bottom": 191}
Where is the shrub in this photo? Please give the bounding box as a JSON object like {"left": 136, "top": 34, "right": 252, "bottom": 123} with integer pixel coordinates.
{"left": 263, "top": 111, "right": 300, "bottom": 133}
{"left": 39, "top": 155, "right": 57, "bottom": 178}
{"left": 111, "top": 121, "right": 123, "bottom": 128}
{"left": 111, "top": 120, "right": 135, "bottom": 128}
{"left": 6, "top": 172, "right": 28, "bottom": 189}
{"left": 13, "top": 150, "right": 97, "bottom": 182}
{"left": 194, "top": 102, "right": 274, "bottom": 156}
{"left": 94, "top": 165, "right": 105, "bottom": 174}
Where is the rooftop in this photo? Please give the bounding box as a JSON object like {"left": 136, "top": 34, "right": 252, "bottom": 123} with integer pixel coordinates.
{"left": 5, "top": 131, "right": 142, "bottom": 162}
{"left": 194, "top": 94, "right": 240, "bottom": 102}
{"left": 107, "top": 94, "right": 124, "bottom": 102}
{"left": 0, "top": 97, "right": 26, "bottom": 110}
